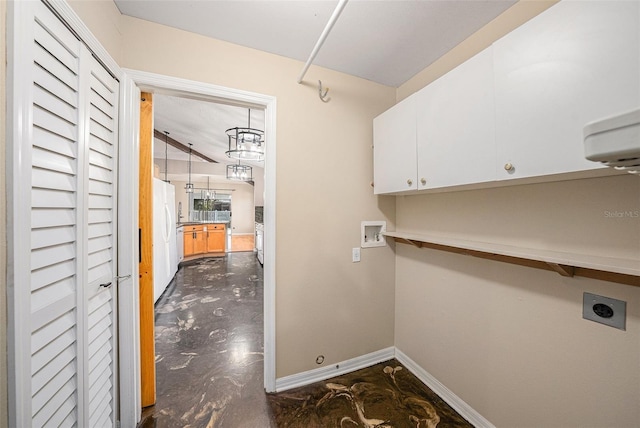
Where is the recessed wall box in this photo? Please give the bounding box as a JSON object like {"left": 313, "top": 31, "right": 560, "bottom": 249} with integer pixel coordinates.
{"left": 361, "top": 221, "right": 386, "bottom": 248}
{"left": 584, "top": 108, "right": 640, "bottom": 174}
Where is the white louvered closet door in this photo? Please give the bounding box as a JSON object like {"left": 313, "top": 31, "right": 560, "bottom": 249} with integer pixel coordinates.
{"left": 9, "top": 1, "right": 119, "bottom": 427}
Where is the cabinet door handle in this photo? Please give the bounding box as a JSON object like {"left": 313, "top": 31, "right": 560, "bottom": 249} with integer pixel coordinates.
{"left": 420, "top": 178, "right": 426, "bottom": 186}
{"left": 407, "top": 179, "right": 413, "bottom": 186}
{"left": 504, "top": 163, "right": 514, "bottom": 172}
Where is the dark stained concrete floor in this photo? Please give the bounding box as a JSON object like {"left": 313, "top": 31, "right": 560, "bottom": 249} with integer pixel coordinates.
{"left": 138, "top": 253, "right": 472, "bottom": 428}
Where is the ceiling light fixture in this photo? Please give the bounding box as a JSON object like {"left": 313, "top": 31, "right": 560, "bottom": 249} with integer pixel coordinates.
{"left": 225, "top": 108, "right": 264, "bottom": 161}
{"left": 226, "top": 161, "right": 253, "bottom": 182}
{"left": 185, "top": 143, "right": 194, "bottom": 193}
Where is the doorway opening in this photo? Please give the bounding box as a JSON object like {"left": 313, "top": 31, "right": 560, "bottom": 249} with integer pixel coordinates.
{"left": 119, "top": 69, "right": 277, "bottom": 424}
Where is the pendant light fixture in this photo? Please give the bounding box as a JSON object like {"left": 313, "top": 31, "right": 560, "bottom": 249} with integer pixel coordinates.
{"left": 163, "top": 131, "right": 170, "bottom": 183}
{"left": 226, "top": 160, "right": 253, "bottom": 182}
{"left": 185, "top": 143, "right": 194, "bottom": 193}
{"left": 225, "top": 108, "right": 264, "bottom": 161}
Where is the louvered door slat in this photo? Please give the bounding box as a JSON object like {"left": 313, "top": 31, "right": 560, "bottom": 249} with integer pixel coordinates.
{"left": 34, "top": 84, "right": 77, "bottom": 125}
{"left": 31, "top": 328, "right": 75, "bottom": 375}
{"left": 32, "top": 360, "right": 76, "bottom": 412}
{"left": 89, "top": 149, "right": 114, "bottom": 171}
{"left": 89, "top": 135, "right": 114, "bottom": 158}
{"left": 90, "top": 88, "right": 114, "bottom": 119}
{"left": 31, "top": 294, "right": 75, "bottom": 331}
{"left": 32, "top": 63, "right": 77, "bottom": 109}
{"left": 33, "top": 104, "right": 77, "bottom": 142}
{"left": 33, "top": 127, "right": 76, "bottom": 158}
{"left": 89, "top": 180, "right": 113, "bottom": 197}
{"left": 90, "top": 119, "right": 115, "bottom": 143}
{"left": 90, "top": 71, "right": 117, "bottom": 104}
{"left": 88, "top": 166, "right": 113, "bottom": 184}
{"left": 34, "top": 42, "right": 78, "bottom": 92}
{"left": 32, "top": 345, "right": 75, "bottom": 393}
{"left": 32, "top": 169, "right": 76, "bottom": 193}
{"left": 32, "top": 244, "right": 75, "bottom": 273}
{"left": 31, "top": 225, "right": 75, "bottom": 250}
{"left": 90, "top": 105, "right": 114, "bottom": 131}
{"left": 43, "top": 397, "right": 77, "bottom": 428}
{"left": 31, "top": 259, "right": 75, "bottom": 292}
{"left": 88, "top": 234, "right": 111, "bottom": 251}
{"left": 33, "top": 8, "right": 80, "bottom": 69}
{"left": 32, "top": 188, "right": 75, "bottom": 208}
{"left": 31, "top": 310, "right": 75, "bottom": 353}
{"left": 89, "top": 209, "right": 113, "bottom": 225}
{"left": 32, "top": 379, "right": 76, "bottom": 427}
{"left": 32, "top": 208, "right": 75, "bottom": 230}
{"left": 32, "top": 146, "right": 76, "bottom": 175}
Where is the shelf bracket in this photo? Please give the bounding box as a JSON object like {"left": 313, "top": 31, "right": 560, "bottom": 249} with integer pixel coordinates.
{"left": 397, "top": 237, "right": 422, "bottom": 248}
{"left": 547, "top": 263, "right": 575, "bottom": 277}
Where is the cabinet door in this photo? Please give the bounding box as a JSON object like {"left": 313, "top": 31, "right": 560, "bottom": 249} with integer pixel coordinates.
{"left": 416, "top": 47, "right": 496, "bottom": 189}
{"left": 183, "top": 230, "right": 195, "bottom": 256}
{"left": 494, "top": 1, "right": 640, "bottom": 180}
{"left": 207, "top": 227, "right": 225, "bottom": 253}
{"left": 373, "top": 94, "right": 418, "bottom": 194}
{"left": 194, "top": 231, "right": 207, "bottom": 254}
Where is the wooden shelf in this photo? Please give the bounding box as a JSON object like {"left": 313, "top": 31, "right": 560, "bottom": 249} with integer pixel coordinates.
{"left": 384, "top": 231, "right": 640, "bottom": 287}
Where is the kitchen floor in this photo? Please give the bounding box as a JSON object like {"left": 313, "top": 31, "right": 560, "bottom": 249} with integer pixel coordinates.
{"left": 138, "top": 253, "right": 471, "bottom": 427}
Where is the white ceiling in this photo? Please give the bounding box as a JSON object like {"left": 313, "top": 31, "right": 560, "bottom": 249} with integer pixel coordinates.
{"left": 114, "top": 0, "right": 516, "bottom": 87}
{"left": 137, "top": 1, "right": 517, "bottom": 179}
{"left": 153, "top": 95, "right": 265, "bottom": 181}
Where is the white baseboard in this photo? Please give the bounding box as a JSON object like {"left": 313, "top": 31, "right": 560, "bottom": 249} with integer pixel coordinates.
{"left": 394, "top": 348, "right": 495, "bottom": 428}
{"left": 275, "top": 347, "right": 395, "bottom": 392}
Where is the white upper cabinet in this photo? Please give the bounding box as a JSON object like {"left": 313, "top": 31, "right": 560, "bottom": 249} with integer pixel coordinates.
{"left": 373, "top": 94, "right": 418, "bottom": 194}
{"left": 372, "top": 0, "right": 639, "bottom": 195}
{"left": 416, "top": 47, "right": 496, "bottom": 189}
{"left": 493, "top": 0, "right": 640, "bottom": 180}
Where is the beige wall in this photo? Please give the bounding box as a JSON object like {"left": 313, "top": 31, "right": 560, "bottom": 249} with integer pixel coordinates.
{"left": 68, "top": 0, "right": 123, "bottom": 64}
{"left": 395, "top": 176, "right": 640, "bottom": 426}
{"left": 1, "top": 1, "right": 8, "bottom": 427}
{"left": 117, "top": 16, "right": 397, "bottom": 376}
{"left": 393, "top": 3, "right": 640, "bottom": 425}
{"left": 71, "top": 0, "right": 396, "bottom": 377}
{"left": 397, "top": 0, "right": 559, "bottom": 102}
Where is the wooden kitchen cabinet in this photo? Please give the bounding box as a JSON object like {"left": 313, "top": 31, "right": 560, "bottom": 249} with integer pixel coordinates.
{"left": 416, "top": 46, "right": 496, "bottom": 189}
{"left": 493, "top": 0, "right": 639, "bottom": 180}
{"left": 373, "top": 93, "right": 418, "bottom": 194}
{"left": 183, "top": 225, "right": 206, "bottom": 256}
{"left": 207, "top": 223, "right": 226, "bottom": 253}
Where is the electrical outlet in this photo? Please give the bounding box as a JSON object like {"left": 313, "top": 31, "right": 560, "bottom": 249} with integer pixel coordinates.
{"left": 352, "top": 247, "right": 361, "bottom": 262}
{"left": 583, "top": 292, "right": 626, "bottom": 330}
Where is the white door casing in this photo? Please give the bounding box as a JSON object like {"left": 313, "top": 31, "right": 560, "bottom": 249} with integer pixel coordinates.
{"left": 7, "top": 1, "right": 120, "bottom": 426}
{"left": 121, "top": 68, "right": 278, "bottom": 397}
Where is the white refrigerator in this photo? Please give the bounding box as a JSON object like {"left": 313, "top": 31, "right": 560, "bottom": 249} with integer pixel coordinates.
{"left": 153, "top": 178, "right": 178, "bottom": 302}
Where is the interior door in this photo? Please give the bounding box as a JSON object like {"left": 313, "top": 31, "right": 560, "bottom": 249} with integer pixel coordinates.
{"left": 8, "top": 1, "right": 119, "bottom": 426}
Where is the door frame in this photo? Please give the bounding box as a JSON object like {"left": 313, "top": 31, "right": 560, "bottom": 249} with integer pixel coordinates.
{"left": 118, "top": 69, "right": 278, "bottom": 424}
